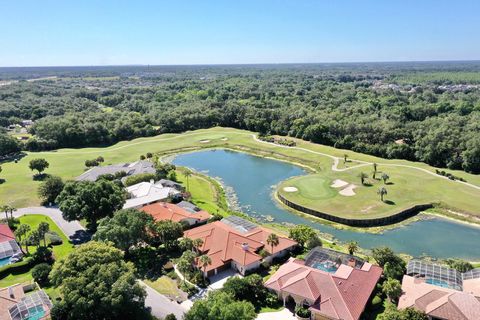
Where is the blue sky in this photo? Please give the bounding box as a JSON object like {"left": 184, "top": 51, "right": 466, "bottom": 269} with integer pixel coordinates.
{"left": 1, "top": 0, "right": 479, "bottom": 66}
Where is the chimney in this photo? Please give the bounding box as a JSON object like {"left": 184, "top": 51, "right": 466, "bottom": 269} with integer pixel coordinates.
{"left": 241, "top": 243, "right": 249, "bottom": 251}
{"left": 8, "top": 287, "right": 14, "bottom": 299}
{"left": 348, "top": 258, "right": 356, "bottom": 268}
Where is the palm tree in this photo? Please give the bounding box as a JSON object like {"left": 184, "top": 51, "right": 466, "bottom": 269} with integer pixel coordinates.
{"left": 1, "top": 205, "right": 8, "bottom": 222}
{"left": 378, "top": 187, "right": 388, "bottom": 202}
{"left": 37, "top": 222, "right": 50, "bottom": 247}
{"left": 192, "top": 238, "right": 204, "bottom": 254}
{"left": 359, "top": 172, "right": 368, "bottom": 185}
{"left": 373, "top": 163, "right": 378, "bottom": 179}
{"left": 381, "top": 173, "right": 390, "bottom": 184}
{"left": 14, "top": 224, "right": 30, "bottom": 254}
{"left": 266, "top": 233, "right": 280, "bottom": 255}
{"left": 347, "top": 241, "right": 358, "bottom": 255}
{"left": 184, "top": 171, "right": 192, "bottom": 192}
{"left": 199, "top": 254, "right": 212, "bottom": 279}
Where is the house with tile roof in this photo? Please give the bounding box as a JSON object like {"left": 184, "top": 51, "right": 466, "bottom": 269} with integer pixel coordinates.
{"left": 183, "top": 216, "right": 297, "bottom": 277}
{"left": 0, "top": 224, "right": 15, "bottom": 244}
{"left": 264, "top": 253, "right": 382, "bottom": 320}
{"left": 398, "top": 260, "right": 480, "bottom": 320}
{"left": 0, "top": 284, "right": 52, "bottom": 320}
{"left": 141, "top": 202, "right": 211, "bottom": 227}
{"left": 76, "top": 160, "right": 155, "bottom": 182}
{"left": 0, "top": 224, "right": 22, "bottom": 265}
{"left": 123, "top": 181, "right": 180, "bottom": 209}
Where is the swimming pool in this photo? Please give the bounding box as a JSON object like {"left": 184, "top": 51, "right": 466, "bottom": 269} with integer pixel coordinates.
{"left": 0, "top": 257, "right": 11, "bottom": 267}
{"left": 425, "top": 278, "right": 450, "bottom": 288}
{"left": 311, "top": 262, "right": 338, "bottom": 273}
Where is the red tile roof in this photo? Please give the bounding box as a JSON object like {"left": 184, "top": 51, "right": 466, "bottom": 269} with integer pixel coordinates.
{"left": 0, "top": 224, "right": 15, "bottom": 243}
{"left": 183, "top": 221, "right": 297, "bottom": 272}
{"left": 399, "top": 275, "right": 480, "bottom": 320}
{"left": 141, "top": 202, "right": 211, "bottom": 224}
{"left": 265, "top": 257, "right": 382, "bottom": 320}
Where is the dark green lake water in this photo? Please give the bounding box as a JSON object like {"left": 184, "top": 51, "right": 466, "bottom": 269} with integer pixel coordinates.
{"left": 173, "top": 149, "right": 480, "bottom": 259}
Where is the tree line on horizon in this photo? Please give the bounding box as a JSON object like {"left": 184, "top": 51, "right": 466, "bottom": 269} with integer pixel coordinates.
{"left": 0, "top": 65, "right": 479, "bottom": 173}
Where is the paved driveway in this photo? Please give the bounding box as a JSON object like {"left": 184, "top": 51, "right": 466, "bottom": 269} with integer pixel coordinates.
{"left": 256, "top": 308, "right": 295, "bottom": 320}
{"left": 12, "top": 206, "right": 90, "bottom": 244}
{"left": 140, "top": 280, "right": 187, "bottom": 319}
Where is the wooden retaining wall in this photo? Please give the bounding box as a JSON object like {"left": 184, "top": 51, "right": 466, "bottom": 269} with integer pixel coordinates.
{"left": 277, "top": 193, "right": 433, "bottom": 227}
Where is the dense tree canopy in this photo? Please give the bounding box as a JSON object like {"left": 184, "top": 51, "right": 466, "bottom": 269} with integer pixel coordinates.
{"left": 1, "top": 63, "right": 480, "bottom": 173}
{"left": 93, "top": 209, "right": 155, "bottom": 254}
{"left": 50, "top": 241, "right": 147, "bottom": 320}
{"left": 184, "top": 290, "right": 256, "bottom": 320}
{"left": 56, "top": 180, "right": 126, "bottom": 231}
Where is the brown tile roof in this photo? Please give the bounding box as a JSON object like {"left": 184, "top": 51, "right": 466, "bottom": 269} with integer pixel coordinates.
{"left": 141, "top": 202, "right": 211, "bottom": 224}
{"left": 264, "top": 257, "right": 382, "bottom": 320}
{"left": 183, "top": 221, "right": 296, "bottom": 272}
{"left": 0, "top": 224, "right": 15, "bottom": 243}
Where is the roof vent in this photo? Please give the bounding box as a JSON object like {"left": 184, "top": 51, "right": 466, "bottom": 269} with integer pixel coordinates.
{"left": 241, "top": 243, "right": 249, "bottom": 251}
{"left": 8, "top": 287, "right": 14, "bottom": 299}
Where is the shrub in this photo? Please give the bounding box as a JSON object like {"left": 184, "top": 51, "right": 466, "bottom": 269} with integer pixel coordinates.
{"left": 372, "top": 295, "right": 382, "bottom": 306}
{"left": 123, "top": 173, "right": 157, "bottom": 186}
{"left": 46, "top": 231, "right": 63, "bottom": 246}
{"left": 31, "top": 263, "right": 52, "bottom": 285}
{"left": 164, "top": 314, "right": 177, "bottom": 320}
{"left": 295, "top": 306, "right": 311, "bottom": 318}
{"left": 32, "top": 247, "right": 53, "bottom": 264}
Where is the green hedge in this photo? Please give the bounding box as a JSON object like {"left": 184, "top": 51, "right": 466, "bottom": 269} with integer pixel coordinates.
{"left": 0, "top": 257, "right": 34, "bottom": 278}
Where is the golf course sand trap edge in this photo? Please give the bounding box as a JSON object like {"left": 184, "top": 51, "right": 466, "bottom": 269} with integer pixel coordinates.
{"left": 331, "top": 179, "right": 349, "bottom": 188}
{"left": 199, "top": 139, "right": 211, "bottom": 143}
{"left": 283, "top": 186, "right": 298, "bottom": 192}
{"left": 339, "top": 184, "right": 356, "bottom": 196}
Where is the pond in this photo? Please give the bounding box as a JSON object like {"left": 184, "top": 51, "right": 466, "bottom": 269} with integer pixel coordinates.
{"left": 172, "top": 149, "right": 480, "bottom": 260}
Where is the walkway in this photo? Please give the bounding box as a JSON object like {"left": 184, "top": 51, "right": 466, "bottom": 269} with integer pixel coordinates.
{"left": 256, "top": 308, "right": 295, "bottom": 320}
{"left": 11, "top": 206, "right": 90, "bottom": 244}
{"left": 140, "top": 280, "right": 187, "bottom": 319}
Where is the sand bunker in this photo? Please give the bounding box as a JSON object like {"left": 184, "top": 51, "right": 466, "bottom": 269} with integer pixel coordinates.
{"left": 339, "top": 184, "right": 356, "bottom": 196}
{"left": 283, "top": 186, "right": 298, "bottom": 192}
{"left": 199, "top": 139, "right": 211, "bottom": 143}
{"left": 331, "top": 179, "right": 349, "bottom": 188}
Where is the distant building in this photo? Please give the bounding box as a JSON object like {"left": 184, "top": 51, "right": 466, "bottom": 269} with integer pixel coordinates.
{"left": 76, "top": 160, "right": 155, "bottom": 182}
{"left": 141, "top": 202, "right": 211, "bottom": 227}
{"left": 398, "top": 260, "right": 480, "bottom": 320}
{"left": 21, "top": 120, "right": 34, "bottom": 127}
{"left": 0, "top": 284, "right": 52, "bottom": 320}
{"left": 183, "top": 216, "right": 297, "bottom": 277}
{"left": 123, "top": 181, "right": 180, "bottom": 209}
{"left": 264, "top": 248, "right": 382, "bottom": 320}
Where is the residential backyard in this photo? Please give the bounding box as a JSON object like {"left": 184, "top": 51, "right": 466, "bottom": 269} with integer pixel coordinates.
{"left": 0, "top": 214, "right": 74, "bottom": 288}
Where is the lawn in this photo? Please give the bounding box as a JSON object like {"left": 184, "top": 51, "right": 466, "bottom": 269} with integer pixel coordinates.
{"left": 176, "top": 168, "right": 229, "bottom": 216}
{"left": 144, "top": 276, "right": 186, "bottom": 301}
{"left": 0, "top": 127, "right": 479, "bottom": 222}
{"left": 0, "top": 214, "right": 74, "bottom": 288}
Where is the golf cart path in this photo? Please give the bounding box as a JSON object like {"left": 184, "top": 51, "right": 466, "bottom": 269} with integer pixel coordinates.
{"left": 252, "top": 134, "right": 480, "bottom": 191}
